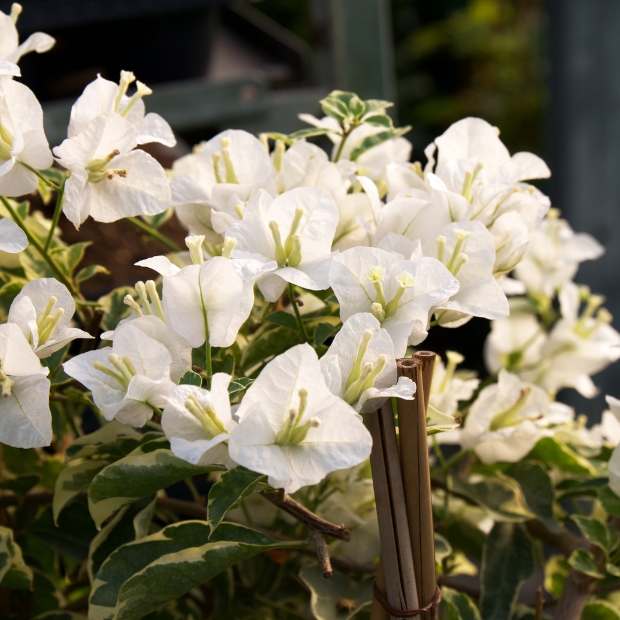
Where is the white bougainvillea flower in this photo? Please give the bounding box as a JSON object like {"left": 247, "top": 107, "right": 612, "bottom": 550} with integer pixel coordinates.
{"left": 319, "top": 313, "right": 415, "bottom": 413}
{"left": 329, "top": 246, "right": 459, "bottom": 355}
{"left": 0, "top": 218, "right": 26, "bottom": 253}
{"left": 0, "top": 322, "right": 50, "bottom": 448}
{"left": 0, "top": 4, "right": 55, "bottom": 65}
{"left": 488, "top": 211, "right": 530, "bottom": 276}
{"left": 54, "top": 112, "right": 171, "bottom": 228}
{"left": 67, "top": 71, "right": 176, "bottom": 147}
{"left": 422, "top": 220, "right": 508, "bottom": 327}
{"left": 171, "top": 129, "right": 276, "bottom": 236}
{"left": 590, "top": 396, "right": 620, "bottom": 448}
{"left": 276, "top": 140, "right": 354, "bottom": 200}
{"left": 432, "top": 117, "right": 551, "bottom": 186}
{"left": 228, "top": 187, "right": 339, "bottom": 301}
{"left": 0, "top": 77, "right": 53, "bottom": 196}
{"left": 528, "top": 283, "right": 620, "bottom": 397}
{"left": 162, "top": 374, "right": 236, "bottom": 466}
{"left": 162, "top": 252, "right": 247, "bottom": 348}
{"left": 514, "top": 209, "right": 604, "bottom": 298}
{"left": 8, "top": 278, "right": 92, "bottom": 358}
{"left": 430, "top": 350, "right": 479, "bottom": 418}
{"left": 229, "top": 343, "right": 372, "bottom": 493}
{"left": 63, "top": 324, "right": 175, "bottom": 427}
{"left": 102, "top": 314, "right": 191, "bottom": 384}
{"left": 608, "top": 444, "right": 620, "bottom": 498}
{"left": 484, "top": 312, "right": 547, "bottom": 378}
{"left": 460, "top": 370, "right": 573, "bottom": 464}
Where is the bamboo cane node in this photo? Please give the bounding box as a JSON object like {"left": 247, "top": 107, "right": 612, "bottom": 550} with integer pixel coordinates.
{"left": 372, "top": 582, "right": 441, "bottom": 619}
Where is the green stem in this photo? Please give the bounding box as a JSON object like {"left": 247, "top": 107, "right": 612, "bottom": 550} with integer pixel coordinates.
{"left": 288, "top": 283, "right": 309, "bottom": 343}
{"left": 205, "top": 339, "right": 212, "bottom": 390}
{"left": 19, "top": 162, "right": 61, "bottom": 189}
{"left": 443, "top": 449, "right": 470, "bottom": 471}
{"left": 332, "top": 125, "right": 353, "bottom": 163}
{"left": 127, "top": 216, "right": 181, "bottom": 252}
{"left": 0, "top": 196, "right": 78, "bottom": 297}
{"left": 43, "top": 181, "right": 65, "bottom": 252}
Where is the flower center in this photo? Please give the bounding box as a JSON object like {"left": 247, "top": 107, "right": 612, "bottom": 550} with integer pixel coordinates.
{"left": 437, "top": 350, "right": 464, "bottom": 393}
{"left": 36, "top": 295, "right": 65, "bottom": 346}
{"left": 270, "top": 207, "right": 305, "bottom": 268}
{"left": 86, "top": 149, "right": 127, "bottom": 184}
{"left": 365, "top": 267, "right": 415, "bottom": 321}
{"left": 489, "top": 386, "right": 536, "bottom": 431}
{"left": 436, "top": 229, "right": 471, "bottom": 277}
{"left": 184, "top": 394, "right": 227, "bottom": 438}
{"left": 93, "top": 354, "right": 137, "bottom": 391}
{"left": 212, "top": 137, "right": 239, "bottom": 184}
{"left": 275, "top": 388, "right": 320, "bottom": 445}
{"left": 125, "top": 280, "right": 165, "bottom": 321}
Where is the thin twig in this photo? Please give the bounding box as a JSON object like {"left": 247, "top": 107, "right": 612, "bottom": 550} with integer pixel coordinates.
{"left": 310, "top": 530, "right": 333, "bottom": 578}
{"left": 127, "top": 216, "right": 181, "bottom": 252}
{"left": 262, "top": 489, "right": 351, "bottom": 542}
{"left": 535, "top": 586, "right": 543, "bottom": 620}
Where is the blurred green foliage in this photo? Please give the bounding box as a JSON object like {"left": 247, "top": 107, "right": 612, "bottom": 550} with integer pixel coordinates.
{"left": 393, "top": 0, "right": 547, "bottom": 154}
{"left": 254, "top": 0, "right": 547, "bottom": 154}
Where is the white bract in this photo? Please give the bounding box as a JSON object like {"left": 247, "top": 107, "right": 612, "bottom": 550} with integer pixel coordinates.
{"left": 63, "top": 323, "right": 176, "bottom": 427}
{"left": 8, "top": 278, "right": 92, "bottom": 358}
{"left": 0, "top": 218, "right": 26, "bottom": 253}
{"left": 460, "top": 370, "right": 573, "bottom": 464}
{"left": 228, "top": 344, "right": 372, "bottom": 493}
{"left": 422, "top": 221, "right": 509, "bottom": 327}
{"left": 162, "top": 374, "right": 236, "bottom": 466}
{"left": 0, "top": 4, "right": 55, "bottom": 65}
{"left": 0, "top": 322, "right": 51, "bottom": 448}
{"left": 319, "top": 313, "right": 415, "bottom": 412}
{"left": 329, "top": 246, "right": 459, "bottom": 355}
{"left": 228, "top": 187, "right": 339, "bottom": 301}
{"left": 67, "top": 71, "right": 176, "bottom": 147}
{"left": 54, "top": 113, "right": 171, "bottom": 228}
{"left": 0, "top": 77, "right": 53, "bottom": 196}
{"left": 172, "top": 129, "right": 276, "bottom": 238}
{"left": 514, "top": 209, "right": 604, "bottom": 298}
{"left": 430, "top": 351, "right": 479, "bottom": 418}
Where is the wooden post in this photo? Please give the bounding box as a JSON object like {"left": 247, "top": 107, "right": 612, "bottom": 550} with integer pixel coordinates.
{"left": 396, "top": 353, "right": 438, "bottom": 620}
{"left": 367, "top": 400, "right": 419, "bottom": 619}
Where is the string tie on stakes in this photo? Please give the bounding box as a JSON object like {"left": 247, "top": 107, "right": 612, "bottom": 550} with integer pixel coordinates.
{"left": 372, "top": 583, "right": 442, "bottom": 619}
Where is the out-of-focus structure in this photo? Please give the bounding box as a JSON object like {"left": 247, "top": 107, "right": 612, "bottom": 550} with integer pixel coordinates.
{"left": 2, "top": 0, "right": 396, "bottom": 147}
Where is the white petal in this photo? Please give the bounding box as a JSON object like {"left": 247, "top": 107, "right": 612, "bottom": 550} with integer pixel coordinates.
{"left": 0, "top": 218, "right": 26, "bottom": 253}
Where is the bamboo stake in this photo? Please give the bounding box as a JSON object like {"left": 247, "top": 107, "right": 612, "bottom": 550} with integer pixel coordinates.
{"left": 397, "top": 355, "right": 438, "bottom": 620}
{"left": 366, "top": 410, "right": 405, "bottom": 619}
{"left": 367, "top": 401, "right": 419, "bottom": 619}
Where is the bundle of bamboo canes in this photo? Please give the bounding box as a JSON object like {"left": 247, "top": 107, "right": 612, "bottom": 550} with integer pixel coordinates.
{"left": 368, "top": 351, "right": 440, "bottom": 620}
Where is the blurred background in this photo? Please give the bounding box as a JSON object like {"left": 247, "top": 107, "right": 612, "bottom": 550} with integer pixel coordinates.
{"left": 4, "top": 0, "right": 618, "bottom": 415}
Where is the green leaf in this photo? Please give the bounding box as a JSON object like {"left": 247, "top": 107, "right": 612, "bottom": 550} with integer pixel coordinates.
{"left": 178, "top": 370, "right": 202, "bottom": 387}
{"left": 320, "top": 94, "right": 351, "bottom": 123}
{"left": 449, "top": 475, "right": 534, "bottom": 522}
{"left": 228, "top": 377, "right": 253, "bottom": 402}
{"left": 479, "top": 523, "right": 535, "bottom": 620}
{"left": 141, "top": 208, "right": 174, "bottom": 229}
{"left": 572, "top": 515, "right": 620, "bottom": 555}
{"left": 543, "top": 555, "right": 570, "bottom": 599}
{"left": 241, "top": 323, "right": 300, "bottom": 372}
{"left": 20, "top": 246, "right": 56, "bottom": 280}
{"left": 349, "top": 126, "right": 411, "bottom": 161}
{"left": 0, "top": 526, "right": 33, "bottom": 590}
{"left": 263, "top": 310, "right": 299, "bottom": 331}
{"left": 75, "top": 264, "right": 110, "bottom": 284}
{"left": 314, "top": 322, "right": 339, "bottom": 347}
{"left": 600, "top": 486, "right": 620, "bottom": 517}
{"left": 568, "top": 549, "right": 605, "bottom": 579}
{"left": 528, "top": 437, "right": 597, "bottom": 476}
{"left": 583, "top": 601, "right": 620, "bottom": 620}
{"left": 607, "top": 563, "right": 620, "bottom": 577}
{"left": 62, "top": 241, "right": 91, "bottom": 276}
{"left": 299, "top": 564, "right": 373, "bottom": 620}
{"left": 31, "top": 612, "right": 88, "bottom": 620}
{"left": 287, "top": 127, "right": 335, "bottom": 142}
{"left": 362, "top": 114, "right": 393, "bottom": 128}
{"left": 0, "top": 474, "right": 39, "bottom": 495}
{"left": 89, "top": 522, "right": 300, "bottom": 620}
{"left": 212, "top": 349, "right": 235, "bottom": 375}
{"left": 207, "top": 466, "right": 266, "bottom": 535}
{"left": 53, "top": 459, "right": 109, "bottom": 524}
{"left": 88, "top": 449, "right": 224, "bottom": 528}
{"left": 88, "top": 495, "right": 156, "bottom": 582}
{"left": 362, "top": 99, "right": 393, "bottom": 114}
{"left": 435, "top": 532, "right": 453, "bottom": 564}
{"left": 66, "top": 420, "right": 145, "bottom": 461}
{"left": 441, "top": 586, "right": 482, "bottom": 620}
{"left": 98, "top": 286, "right": 135, "bottom": 332}
{"left": 506, "top": 462, "right": 561, "bottom": 533}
